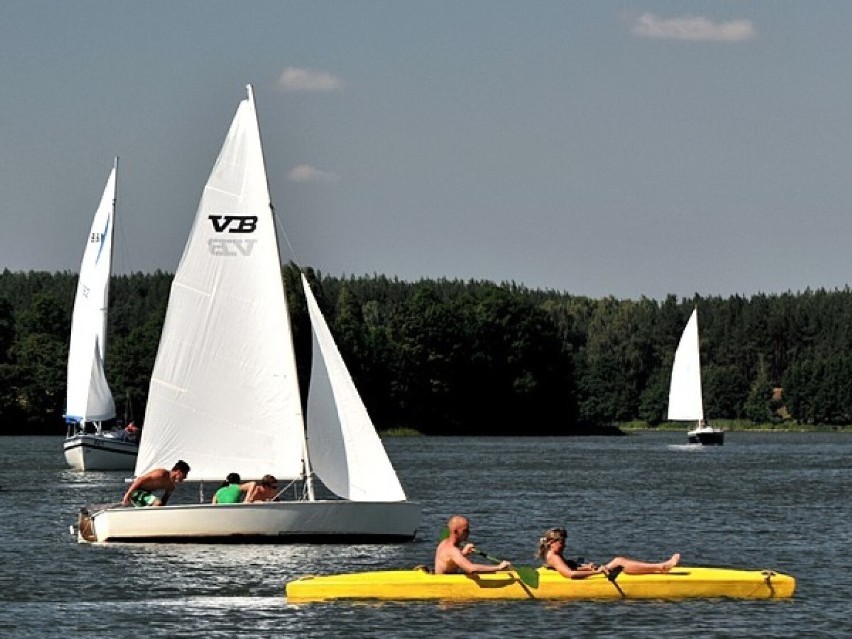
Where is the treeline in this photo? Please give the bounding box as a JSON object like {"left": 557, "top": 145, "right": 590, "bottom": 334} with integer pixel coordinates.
{"left": 2, "top": 267, "right": 851, "bottom": 435}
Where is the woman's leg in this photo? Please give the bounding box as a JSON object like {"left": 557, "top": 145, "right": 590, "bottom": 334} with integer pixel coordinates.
{"left": 604, "top": 553, "right": 680, "bottom": 574}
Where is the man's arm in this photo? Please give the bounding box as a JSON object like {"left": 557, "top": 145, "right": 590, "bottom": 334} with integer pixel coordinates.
{"left": 122, "top": 475, "right": 146, "bottom": 505}
{"left": 549, "top": 553, "right": 599, "bottom": 579}
{"left": 449, "top": 545, "right": 510, "bottom": 574}
{"left": 243, "top": 482, "right": 259, "bottom": 502}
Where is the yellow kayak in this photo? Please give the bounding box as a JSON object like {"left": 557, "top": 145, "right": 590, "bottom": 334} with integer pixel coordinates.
{"left": 286, "top": 566, "right": 795, "bottom": 602}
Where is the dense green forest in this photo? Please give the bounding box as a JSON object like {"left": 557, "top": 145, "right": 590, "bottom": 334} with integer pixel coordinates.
{"left": 2, "top": 267, "right": 851, "bottom": 435}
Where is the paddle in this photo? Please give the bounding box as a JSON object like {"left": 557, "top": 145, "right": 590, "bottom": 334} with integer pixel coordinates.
{"left": 439, "top": 527, "right": 539, "bottom": 588}
{"left": 476, "top": 549, "right": 540, "bottom": 589}
{"left": 570, "top": 556, "right": 625, "bottom": 595}
{"left": 604, "top": 565, "right": 626, "bottom": 598}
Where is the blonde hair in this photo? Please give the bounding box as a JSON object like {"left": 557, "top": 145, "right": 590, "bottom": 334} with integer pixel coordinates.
{"left": 536, "top": 527, "right": 567, "bottom": 559}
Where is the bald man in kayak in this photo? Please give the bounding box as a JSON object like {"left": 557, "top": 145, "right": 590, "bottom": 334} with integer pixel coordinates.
{"left": 434, "top": 515, "right": 511, "bottom": 574}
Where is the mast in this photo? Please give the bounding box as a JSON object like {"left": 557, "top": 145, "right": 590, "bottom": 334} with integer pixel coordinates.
{"left": 247, "top": 84, "right": 315, "bottom": 499}
{"left": 94, "top": 156, "right": 117, "bottom": 435}
{"left": 103, "top": 156, "right": 117, "bottom": 357}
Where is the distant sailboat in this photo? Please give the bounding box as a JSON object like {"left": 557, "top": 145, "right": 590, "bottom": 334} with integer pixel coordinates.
{"left": 667, "top": 308, "right": 724, "bottom": 446}
{"left": 77, "top": 85, "right": 420, "bottom": 542}
{"left": 64, "top": 159, "right": 139, "bottom": 470}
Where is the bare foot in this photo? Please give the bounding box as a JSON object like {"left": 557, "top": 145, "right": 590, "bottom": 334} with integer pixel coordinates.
{"left": 661, "top": 553, "right": 681, "bottom": 573}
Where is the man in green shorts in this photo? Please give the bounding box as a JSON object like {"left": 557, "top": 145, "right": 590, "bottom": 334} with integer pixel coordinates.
{"left": 129, "top": 490, "right": 159, "bottom": 507}
{"left": 122, "top": 460, "right": 191, "bottom": 507}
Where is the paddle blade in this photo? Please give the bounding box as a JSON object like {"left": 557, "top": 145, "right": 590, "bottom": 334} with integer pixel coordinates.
{"left": 475, "top": 550, "right": 539, "bottom": 589}
{"left": 515, "top": 566, "right": 540, "bottom": 589}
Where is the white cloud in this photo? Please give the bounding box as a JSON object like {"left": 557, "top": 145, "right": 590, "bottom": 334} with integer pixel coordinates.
{"left": 277, "top": 66, "right": 343, "bottom": 92}
{"left": 287, "top": 164, "right": 339, "bottom": 183}
{"left": 631, "top": 13, "right": 756, "bottom": 42}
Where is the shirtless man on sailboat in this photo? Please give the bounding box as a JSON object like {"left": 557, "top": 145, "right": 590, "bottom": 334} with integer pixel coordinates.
{"left": 121, "top": 460, "right": 190, "bottom": 507}
{"left": 434, "top": 515, "right": 511, "bottom": 574}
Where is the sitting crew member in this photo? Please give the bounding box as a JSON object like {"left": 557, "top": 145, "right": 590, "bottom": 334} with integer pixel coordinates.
{"left": 434, "top": 515, "right": 511, "bottom": 575}
{"left": 122, "top": 460, "right": 190, "bottom": 507}
{"left": 537, "top": 527, "right": 680, "bottom": 579}
{"left": 123, "top": 422, "right": 140, "bottom": 442}
{"left": 244, "top": 474, "right": 279, "bottom": 502}
{"left": 212, "top": 472, "right": 249, "bottom": 504}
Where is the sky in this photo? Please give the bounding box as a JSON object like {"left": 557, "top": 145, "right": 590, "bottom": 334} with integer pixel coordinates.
{"left": 1, "top": 1, "right": 850, "bottom": 300}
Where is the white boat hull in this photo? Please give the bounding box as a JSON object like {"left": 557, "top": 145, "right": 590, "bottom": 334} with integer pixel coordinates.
{"left": 64, "top": 434, "right": 139, "bottom": 471}
{"left": 78, "top": 500, "right": 421, "bottom": 543}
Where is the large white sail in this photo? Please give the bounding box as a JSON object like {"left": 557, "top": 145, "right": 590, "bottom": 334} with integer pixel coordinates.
{"left": 65, "top": 162, "right": 117, "bottom": 424}
{"left": 667, "top": 308, "right": 704, "bottom": 422}
{"left": 137, "top": 86, "right": 305, "bottom": 481}
{"left": 303, "top": 274, "right": 407, "bottom": 501}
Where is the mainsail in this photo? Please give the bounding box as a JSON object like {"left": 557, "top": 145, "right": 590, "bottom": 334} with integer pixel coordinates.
{"left": 667, "top": 308, "right": 704, "bottom": 422}
{"left": 136, "top": 86, "right": 305, "bottom": 481}
{"left": 65, "top": 161, "right": 117, "bottom": 424}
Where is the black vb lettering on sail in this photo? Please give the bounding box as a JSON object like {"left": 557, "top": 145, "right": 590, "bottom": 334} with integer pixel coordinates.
{"left": 207, "top": 215, "right": 258, "bottom": 256}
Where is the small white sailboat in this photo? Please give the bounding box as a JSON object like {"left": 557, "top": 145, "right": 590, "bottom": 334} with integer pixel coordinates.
{"left": 78, "top": 86, "right": 420, "bottom": 542}
{"left": 64, "top": 159, "right": 139, "bottom": 470}
{"left": 667, "top": 308, "right": 724, "bottom": 446}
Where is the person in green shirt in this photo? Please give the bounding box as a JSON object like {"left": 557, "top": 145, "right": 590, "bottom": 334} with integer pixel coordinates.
{"left": 212, "top": 472, "right": 249, "bottom": 504}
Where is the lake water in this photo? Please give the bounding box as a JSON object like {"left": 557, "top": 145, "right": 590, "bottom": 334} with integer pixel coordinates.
{"left": 1, "top": 432, "right": 849, "bottom": 638}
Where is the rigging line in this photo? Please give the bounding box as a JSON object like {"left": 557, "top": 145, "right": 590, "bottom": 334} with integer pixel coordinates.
{"left": 271, "top": 203, "right": 301, "bottom": 269}
{"left": 111, "top": 160, "right": 136, "bottom": 277}
{"left": 112, "top": 196, "right": 137, "bottom": 277}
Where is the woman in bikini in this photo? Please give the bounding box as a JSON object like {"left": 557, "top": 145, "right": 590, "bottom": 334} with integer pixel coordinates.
{"left": 537, "top": 527, "right": 680, "bottom": 579}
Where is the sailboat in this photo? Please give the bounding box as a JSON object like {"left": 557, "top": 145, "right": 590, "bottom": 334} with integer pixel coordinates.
{"left": 77, "top": 85, "right": 421, "bottom": 542}
{"left": 64, "top": 159, "right": 139, "bottom": 470}
{"left": 667, "top": 308, "right": 724, "bottom": 446}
